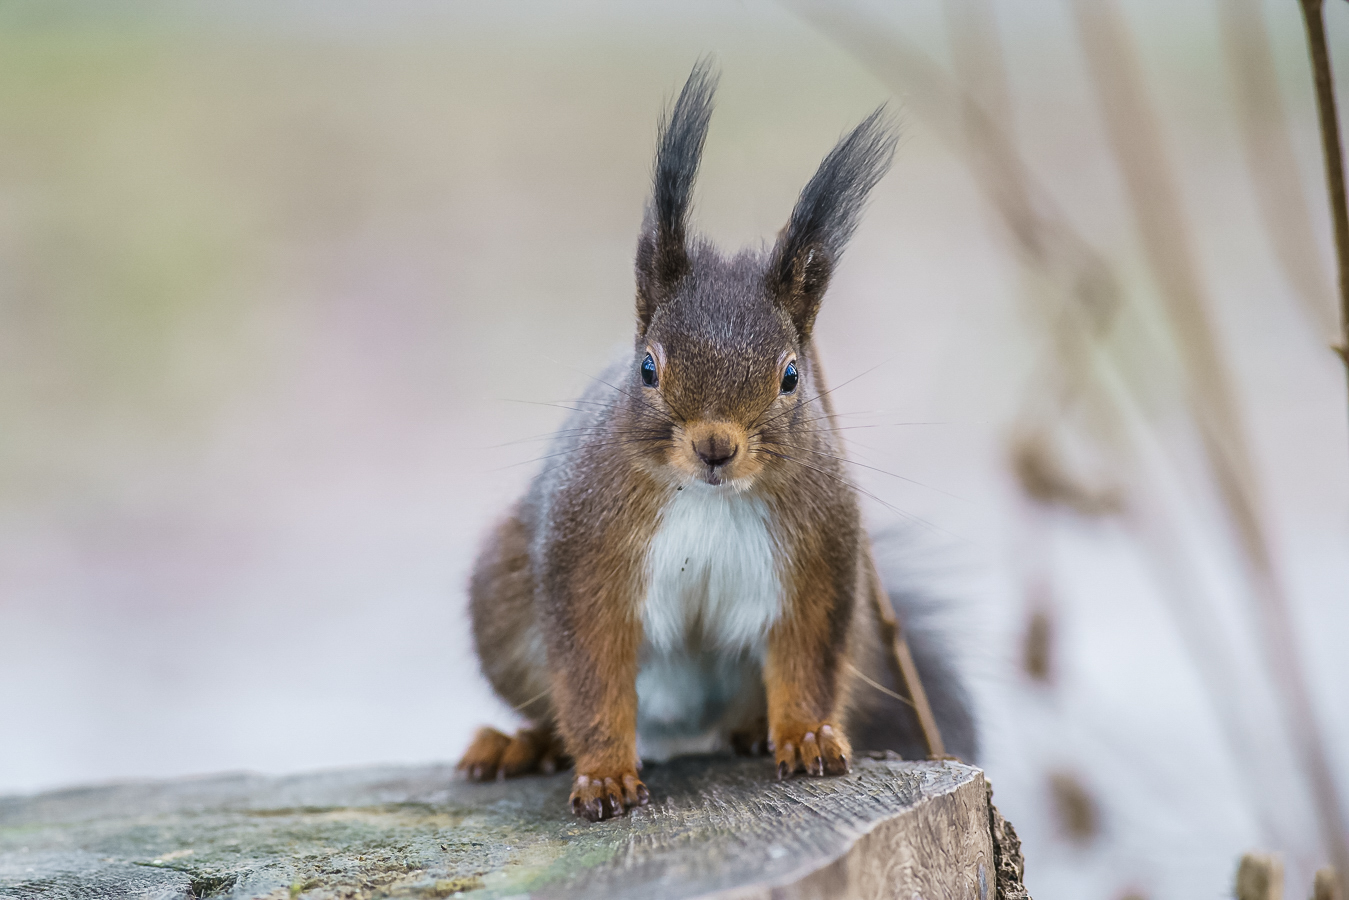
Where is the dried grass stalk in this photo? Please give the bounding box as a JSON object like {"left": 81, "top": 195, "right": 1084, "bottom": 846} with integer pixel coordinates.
{"left": 1297, "top": 0, "right": 1349, "bottom": 394}
{"left": 864, "top": 541, "right": 947, "bottom": 759}
{"left": 1072, "top": 0, "right": 1349, "bottom": 887}
{"left": 1218, "top": 0, "right": 1337, "bottom": 339}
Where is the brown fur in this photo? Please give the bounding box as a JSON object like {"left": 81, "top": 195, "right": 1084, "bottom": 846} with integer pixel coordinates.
{"left": 535, "top": 462, "right": 663, "bottom": 820}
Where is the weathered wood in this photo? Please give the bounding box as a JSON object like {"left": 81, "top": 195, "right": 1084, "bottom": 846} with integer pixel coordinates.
{"left": 989, "top": 802, "right": 1029, "bottom": 900}
{"left": 1, "top": 756, "right": 997, "bottom": 900}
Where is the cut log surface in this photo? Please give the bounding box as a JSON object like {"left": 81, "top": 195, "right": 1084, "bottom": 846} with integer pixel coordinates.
{"left": 0, "top": 756, "right": 995, "bottom": 900}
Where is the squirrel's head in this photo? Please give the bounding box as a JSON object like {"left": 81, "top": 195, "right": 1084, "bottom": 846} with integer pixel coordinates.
{"left": 625, "top": 61, "right": 896, "bottom": 490}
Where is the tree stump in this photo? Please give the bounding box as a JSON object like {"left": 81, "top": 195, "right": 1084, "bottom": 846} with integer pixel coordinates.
{"left": 0, "top": 755, "right": 1019, "bottom": 899}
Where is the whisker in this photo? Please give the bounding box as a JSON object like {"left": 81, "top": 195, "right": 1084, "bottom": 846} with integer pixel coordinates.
{"left": 808, "top": 408, "right": 939, "bottom": 420}
{"left": 497, "top": 398, "right": 620, "bottom": 417}
{"left": 796, "top": 416, "right": 946, "bottom": 430}
{"left": 753, "top": 355, "right": 899, "bottom": 432}
{"left": 499, "top": 396, "right": 616, "bottom": 409}
{"left": 818, "top": 422, "right": 946, "bottom": 433}
{"left": 594, "top": 376, "right": 683, "bottom": 427}
{"left": 749, "top": 445, "right": 963, "bottom": 542}
{"left": 495, "top": 436, "right": 670, "bottom": 471}
{"left": 541, "top": 354, "right": 682, "bottom": 428}
{"left": 845, "top": 661, "right": 916, "bottom": 710}
{"left": 762, "top": 441, "right": 966, "bottom": 502}
{"left": 488, "top": 425, "right": 669, "bottom": 449}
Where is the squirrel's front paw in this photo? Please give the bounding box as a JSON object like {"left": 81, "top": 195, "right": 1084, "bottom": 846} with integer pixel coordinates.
{"left": 772, "top": 722, "right": 850, "bottom": 779}
{"left": 569, "top": 769, "right": 649, "bottom": 822}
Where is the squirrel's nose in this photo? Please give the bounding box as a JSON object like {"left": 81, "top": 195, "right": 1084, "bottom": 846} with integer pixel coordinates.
{"left": 693, "top": 433, "right": 738, "bottom": 468}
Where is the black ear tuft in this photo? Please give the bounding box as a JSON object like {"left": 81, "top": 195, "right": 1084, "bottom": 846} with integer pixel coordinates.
{"left": 770, "top": 107, "right": 897, "bottom": 340}
{"left": 636, "top": 58, "right": 720, "bottom": 332}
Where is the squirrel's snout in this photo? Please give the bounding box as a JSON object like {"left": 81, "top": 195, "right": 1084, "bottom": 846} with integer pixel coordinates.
{"left": 693, "top": 433, "right": 738, "bottom": 468}
{"left": 682, "top": 422, "right": 753, "bottom": 486}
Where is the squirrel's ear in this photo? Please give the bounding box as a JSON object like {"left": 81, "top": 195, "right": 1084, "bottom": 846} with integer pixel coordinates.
{"left": 636, "top": 59, "right": 719, "bottom": 333}
{"left": 769, "top": 107, "right": 897, "bottom": 340}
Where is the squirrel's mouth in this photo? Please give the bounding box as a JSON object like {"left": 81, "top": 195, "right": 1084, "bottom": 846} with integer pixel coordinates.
{"left": 670, "top": 459, "right": 756, "bottom": 494}
{"left": 695, "top": 446, "right": 741, "bottom": 487}
{"left": 670, "top": 420, "right": 761, "bottom": 489}
{"left": 694, "top": 457, "right": 759, "bottom": 492}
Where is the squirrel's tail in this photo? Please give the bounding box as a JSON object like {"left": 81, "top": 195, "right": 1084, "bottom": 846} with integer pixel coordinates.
{"left": 849, "top": 585, "right": 981, "bottom": 763}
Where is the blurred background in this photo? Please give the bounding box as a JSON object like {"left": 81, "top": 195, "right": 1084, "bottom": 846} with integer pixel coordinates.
{"left": 1, "top": 1, "right": 1347, "bottom": 898}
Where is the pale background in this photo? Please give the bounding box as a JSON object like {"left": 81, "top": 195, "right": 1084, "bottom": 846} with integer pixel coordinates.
{"left": 1, "top": 2, "right": 1347, "bottom": 899}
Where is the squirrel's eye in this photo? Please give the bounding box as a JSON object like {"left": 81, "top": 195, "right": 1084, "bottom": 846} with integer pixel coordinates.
{"left": 780, "top": 361, "right": 798, "bottom": 394}
{"left": 640, "top": 353, "right": 657, "bottom": 387}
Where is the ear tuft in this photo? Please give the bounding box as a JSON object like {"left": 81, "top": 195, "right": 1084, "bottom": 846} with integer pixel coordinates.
{"left": 637, "top": 58, "right": 720, "bottom": 331}
{"left": 770, "top": 107, "right": 897, "bottom": 339}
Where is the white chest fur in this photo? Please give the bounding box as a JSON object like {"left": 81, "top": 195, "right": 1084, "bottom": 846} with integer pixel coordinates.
{"left": 641, "top": 484, "right": 783, "bottom": 655}
{"left": 635, "top": 485, "right": 782, "bottom": 758}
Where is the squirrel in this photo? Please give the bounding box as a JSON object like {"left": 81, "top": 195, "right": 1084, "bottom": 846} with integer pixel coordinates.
{"left": 458, "top": 61, "right": 977, "bottom": 822}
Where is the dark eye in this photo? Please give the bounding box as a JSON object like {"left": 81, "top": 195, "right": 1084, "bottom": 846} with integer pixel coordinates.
{"left": 780, "top": 361, "right": 798, "bottom": 394}
{"left": 640, "top": 353, "right": 657, "bottom": 387}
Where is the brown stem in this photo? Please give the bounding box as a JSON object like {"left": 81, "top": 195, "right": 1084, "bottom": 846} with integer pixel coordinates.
{"left": 863, "top": 542, "right": 947, "bottom": 760}
{"left": 1299, "top": 0, "right": 1349, "bottom": 405}
{"left": 1219, "top": 0, "right": 1337, "bottom": 338}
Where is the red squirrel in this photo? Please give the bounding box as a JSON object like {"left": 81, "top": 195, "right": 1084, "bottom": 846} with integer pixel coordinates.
{"left": 459, "top": 62, "right": 976, "bottom": 821}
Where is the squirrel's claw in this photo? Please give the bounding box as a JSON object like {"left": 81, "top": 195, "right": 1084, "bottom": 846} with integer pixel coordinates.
{"left": 772, "top": 723, "right": 850, "bottom": 779}
{"left": 456, "top": 725, "right": 568, "bottom": 782}
{"left": 570, "top": 769, "right": 647, "bottom": 822}
{"left": 457, "top": 727, "right": 513, "bottom": 782}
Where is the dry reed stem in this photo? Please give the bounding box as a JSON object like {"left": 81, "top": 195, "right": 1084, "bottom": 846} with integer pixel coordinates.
{"left": 863, "top": 541, "right": 947, "bottom": 759}
{"left": 1297, "top": 2, "right": 1349, "bottom": 887}
{"left": 1072, "top": 0, "right": 1349, "bottom": 888}
{"left": 1218, "top": 0, "right": 1338, "bottom": 339}
{"left": 1298, "top": 0, "right": 1349, "bottom": 391}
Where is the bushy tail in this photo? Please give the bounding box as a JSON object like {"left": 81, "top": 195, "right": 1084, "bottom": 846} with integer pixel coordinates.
{"left": 851, "top": 586, "right": 980, "bottom": 763}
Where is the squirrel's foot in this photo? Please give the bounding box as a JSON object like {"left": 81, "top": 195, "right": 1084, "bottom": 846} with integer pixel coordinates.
{"left": 457, "top": 725, "right": 568, "bottom": 781}
{"left": 729, "top": 717, "right": 771, "bottom": 757}
{"left": 772, "top": 722, "right": 850, "bottom": 779}
{"left": 569, "top": 768, "right": 649, "bottom": 822}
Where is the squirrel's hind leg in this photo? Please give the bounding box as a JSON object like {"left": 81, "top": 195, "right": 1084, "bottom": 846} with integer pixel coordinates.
{"left": 461, "top": 504, "right": 571, "bottom": 781}
{"left": 729, "top": 717, "right": 771, "bottom": 757}
{"left": 457, "top": 724, "right": 569, "bottom": 782}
